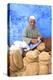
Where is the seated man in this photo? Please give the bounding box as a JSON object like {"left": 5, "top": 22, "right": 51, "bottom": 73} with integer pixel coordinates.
{"left": 23, "top": 16, "right": 42, "bottom": 49}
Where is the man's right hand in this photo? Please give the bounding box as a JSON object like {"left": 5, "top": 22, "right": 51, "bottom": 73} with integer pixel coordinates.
{"left": 31, "top": 39, "right": 38, "bottom": 44}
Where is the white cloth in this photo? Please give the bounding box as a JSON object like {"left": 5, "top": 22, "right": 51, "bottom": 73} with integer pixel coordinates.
{"left": 29, "top": 16, "right": 35, "bottom": 20}
{"left": 14, "top": 40, "right": 30, "bottom": 51}
{"left": 10, "top": 40, "right": 41, "bottom": 52}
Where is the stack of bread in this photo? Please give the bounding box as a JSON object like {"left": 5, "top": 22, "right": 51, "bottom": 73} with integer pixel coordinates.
{"left": 23, "top": 42, "right": 51, "bottom": 75}
{"left": 9, "top": 45, "right": 24, "bottom": 76}
{"left": 23, "top": 50, "right": 40, "bottom": 65}
{"left": 8, "top": 42, "right": 51, "bottom": 76}
{"left": 23, "top": 49, "right": 40, "bottom": 75}
{"left": 39, "top": 51, "right": 51, "bottom": 74}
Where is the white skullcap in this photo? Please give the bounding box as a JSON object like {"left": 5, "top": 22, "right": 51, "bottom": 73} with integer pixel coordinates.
{"left": 29, "top": 16, "right": 35, "bottom": 21}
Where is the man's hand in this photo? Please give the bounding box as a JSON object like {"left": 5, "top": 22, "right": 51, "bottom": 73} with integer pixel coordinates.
{"left": 37, "top": 36, "right": 42, "bottom": 41}
{"left": 31, "top": 39, "right": 38, "bottom": 44}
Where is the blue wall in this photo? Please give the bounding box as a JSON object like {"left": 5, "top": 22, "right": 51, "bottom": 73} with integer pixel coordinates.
{"left": 8, "top": 4, "right": 51, "bottom": 46}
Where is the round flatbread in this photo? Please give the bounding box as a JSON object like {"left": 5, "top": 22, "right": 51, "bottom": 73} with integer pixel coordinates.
{"left": 39, "top": 64, "right": 49, "bottom": 74}
{"left": 33, "top": 49, "right": 40, "bottom": 54}
{"left": 26, "top": 56, "right": 37, "bottom": 63}
{"left": 37, "top": 43, "right": 45, "bottom": 51}
{"left": 13, "top": 50, "right": 23, "bottom": 69}
{"left": 39, "top": 60, "right": 50, "bottom": 65}
{"left": 26, "top": 50, "right": 38, "bottom": 60}
{"left": 39, "top": 51, "right": 50, "bottom": 61}
{"left": 23, "top": 62, "right": 39, "bottom": 76}
{"left": 23, "top": 57, "right": 29, "bottom": 66}
{"left": 9, "top": 53, "right": 18, "bottom": 72}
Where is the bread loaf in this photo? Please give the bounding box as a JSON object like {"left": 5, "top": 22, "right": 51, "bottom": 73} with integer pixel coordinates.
{"left": 26, "top": 50, "right": 39, "bottom": 60}
{"left": 9, "top": 52, "right": 18, "bottom": 72}
{"left": 23, "top": 56, "right": 38, "bottom": 66}
{"left": 23, "top": 62, "right": 39, "bottom": 76}
{"left": 13, "top": 50, "right": 23, "bottom": 69}
{"left": 9, "top": 46, "right": 23, "bottom": 75}
{"left": 39, "top": 64, "right": 49, "bottom": 74}
{"left": 39, "top": 51, "right": 50, "bottom": 61}
{"left": 37, "top": 43, "right": 45, "bottom": 51}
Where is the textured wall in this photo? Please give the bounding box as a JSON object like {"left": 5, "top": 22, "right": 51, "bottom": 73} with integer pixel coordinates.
{"left": 8, "top": 4, "right": 51, "bottom": 46}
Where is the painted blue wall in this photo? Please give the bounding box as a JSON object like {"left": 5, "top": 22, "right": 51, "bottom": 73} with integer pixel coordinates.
{"left": 8, "top": 4, "right": 51, "bottom": 46}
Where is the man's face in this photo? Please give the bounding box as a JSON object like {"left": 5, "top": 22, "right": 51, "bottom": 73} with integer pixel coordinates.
{"left": 29, "top": 19, "right": 35, "bottom": 28}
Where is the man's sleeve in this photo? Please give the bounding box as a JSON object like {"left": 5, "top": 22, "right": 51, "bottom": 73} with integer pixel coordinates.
{"left": 37, "top": 28, "right": 41, "bottom": 36}
{"left": 38, "top": 31, "right": 41, "bottom": 36}
{"left": 23, "top": 27, "right": 31, "bottom": 44}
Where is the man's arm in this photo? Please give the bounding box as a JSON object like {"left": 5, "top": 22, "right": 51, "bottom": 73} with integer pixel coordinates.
{"left": 37, "top": 28, "right": 42, "bottom": 41}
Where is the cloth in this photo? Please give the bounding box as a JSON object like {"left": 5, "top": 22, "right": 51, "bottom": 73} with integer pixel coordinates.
{"left": 14, "top": 41, "right": 30, "bottom": 51}
{"left": 14, "top": 40, "right": 41, "bottom": 51}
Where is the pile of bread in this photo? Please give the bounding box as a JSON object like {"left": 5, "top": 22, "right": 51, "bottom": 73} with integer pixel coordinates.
{"left": 8, "top": 45, "right": 24, "bottom": 76}
{"left": 9, "top": 42, "right": 51, "bottom": 76}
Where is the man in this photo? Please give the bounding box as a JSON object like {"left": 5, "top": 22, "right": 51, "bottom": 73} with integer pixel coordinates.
{"left": 23, "top": 16, "right": 42, "bottom": 49}
{"left": 14, "top": 16, "right": 42, "bottom": 51}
